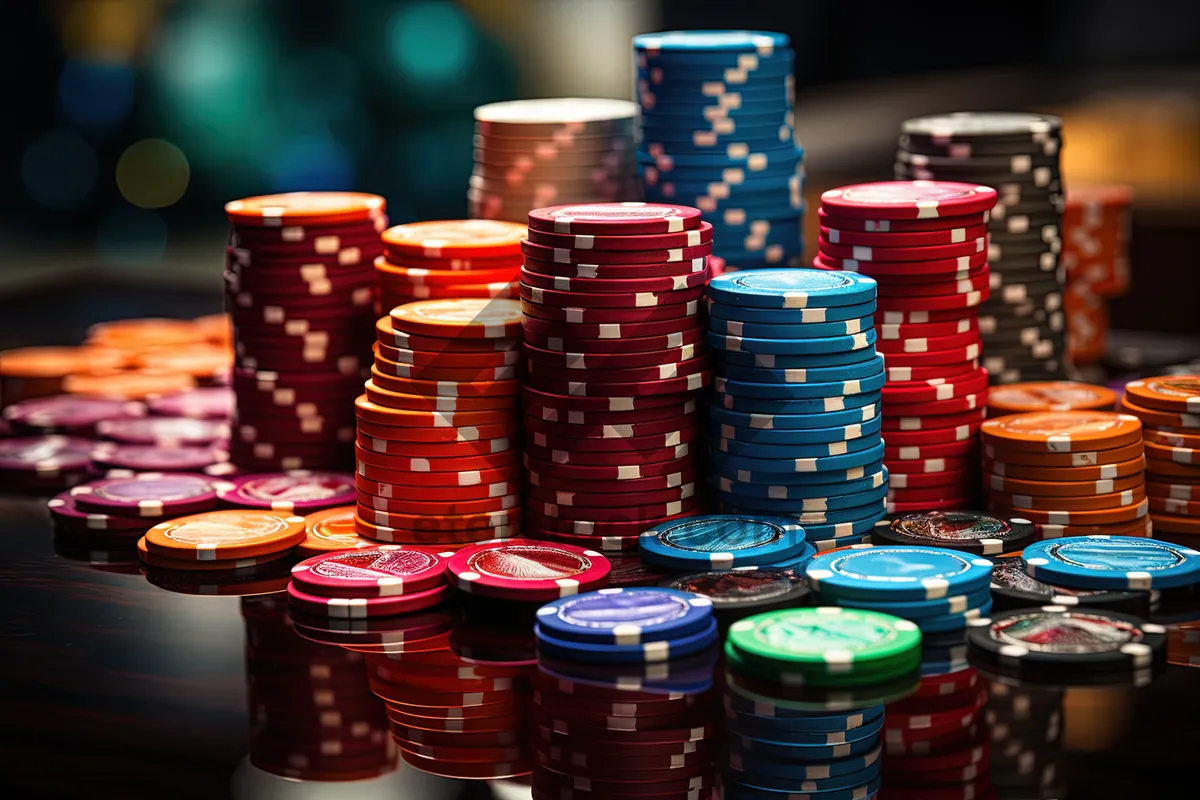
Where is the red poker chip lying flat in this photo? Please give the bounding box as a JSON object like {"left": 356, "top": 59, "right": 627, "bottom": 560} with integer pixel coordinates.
{"left": 525, "top": 221, "right": 713, "bottom": 251}
{"left": 525, "top": 355, "right": 709, "bottom": 385}
{"left": 520, "top": 239, "right": 712, "bottom": 265}
{"left": 372, "top": 355, "right": 518, "bottom": 383}
{"left": 355, "top": 460, "right": 520, "bottom": 487}
{"left": 881, "top": 484, "right": 973, "bottom": 503}
{"left": 520, "top": 282, "right": 706, "bottom": 310}
{"left": 884, "top": 360, "right": 981, "bottom": 383}
{"left": 525, "top": 371, "right": 711, "bottom": 398}
{"left": 355, "top": 431, "right": 514, "bottom": 458}
{"left": 527, "top": 496, "right": 696, "bottom": 523}
{"left": 875, "top": 329, "right": 983, "bottom": 355}
{"left": 879, "top": 308, "right": 979, "bottom": 325}
{"left": 527, "top": 509, "right": 693, "bottom": 537}
{"left": 526, "top": 466, "right": 699, "bottom": 495}
{"left": 520, "top": 267, "right": 709, "bottom": 294}
{"left": 524, "top": 397, "right": 698, "bottom": 426}
{"left": 354, "top": 444, "right": 518, "bottom": 474}
{"left": 523, "top": 328, "right": 704, "bottom": 356}
{"left": 357, "top": 505, "right": 521, "bottom": 533}
{"left": 818, "top": 236, "right": 987, "bottom": 262}
{"left": 819, "top": 181, "right": 998, "bottom": 220}
{"left": 525, "top": 441, "right": 694, "bottom": 469}
{"left": 883, "top": 423, "right": 983, "bottom": 446}
{"left": 444, "top": 538, "right": 611, "bottom": 601}
{"left": 523, "top": 255, "right": 710, "bottom": 279}
{"left": 357, "top": 491, "right": 519, "bottom": 518}
{"left": 885, "top": 392, "right": 987, "bottom": 419}
{"left": 526, "top": 412, "right": 698, "bottom": 441}
{"left": 817, "top": 206, "right": 990, "bottom": 232}
{"left": 523, "top": 341, "right": 701, "bottom": 370}
{"left": 522, "top": 305, "right": 702, "bottom": 331}
{"left": 819, "top": 223, "right": 989, "bottom": 247}
{"left": 884, "top": 439, "right": 977, "bottom": 462}
{"left": 873, "top": 270, "right": 990, "bottom": 299}
{"left": 874, "top": 286, "right": 990, "bottom": 313}
{"left": 882, "top": 408, "right": 986, "bottom": 433}
{"left": 527, "top": 482, "right": 695, "bottom": 509}
{"left": 814, "top": 250, "right": 988, "bottom": 278}
{"left": 290, "top": 546, "right": 451, "bottom": 598}
{"left": 287, "top": 580, "right": 450, "bottom": 618}
{"left": 886, "top": 496, "right": 975, "bottom": 514}
{"left": 882, "top": 367, "right": 989, "bottom": 402}
{"left": 527, "top": 421, "right": 698, "bottom": 451}
{"left": 879, "top": 342, "right": 982, "bottom": 368}
{"left": 886, "top": 469, "right": 978, "bottom": 491}
{"left": 527, "top": 203, "right": 703, "bottom": 236}
{"left": 521, "top": 387, "right": 697, "bottom": 413}
{"left": 373, "top": 341, "right": 520, "bottom": 368}
{"left": 355, "top": 474, "right": 519, "bottom": 501}
{"left": 362, "top": 383, "right": 517, "bottom": 416}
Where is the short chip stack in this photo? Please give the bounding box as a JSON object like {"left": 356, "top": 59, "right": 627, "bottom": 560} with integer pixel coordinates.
{"left": 374, "top": 220, "right": 525, "bottom": 312}
{"left": 986, "top": 380, "right": 1116, "bottom": 417}
{"left": 815, "top": 181, "right": 998, "bottom": 513}
{"left": 634, "top": 30, "right": 805, "bottom": 270}
{"left": 707, "top": 269, "right": 888, "bottom": 551}
{"left": 1120, "top": 376, "right": 1200, "bottom": 543}
{"left": 225, "top": 192, "right": 387, "bottom": 472}
{"left": 981, "top": 410, "right": 1150, "bottom": 538}
{"left": 896, "top": 113, "right": 1067, "bottom": 383}
{"left": 136, "top": 507, "right": 308, "bottom": 573}
{"left": 357, "top": 298, "right": 523, "bottom": 546}
{"left": 519, "top": 202, "right": 713, "bottom": 551}
{"left": 470, "top": 98, "right": 640, "bottom": 223}
{"left": 1062, "top": 185, "right": 1134, "bottom": 366}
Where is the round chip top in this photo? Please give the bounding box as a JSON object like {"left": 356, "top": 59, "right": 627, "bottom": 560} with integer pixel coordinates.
{"left": 70, "top": 473, "right": 224, "bottom": 516}
{"left": 990, "top": 556, "right": 1157, "bottom": 611}
{"left": 708, "top": 269, "right": 877, "bottom": 309}
{"left": 535, "top": 587, "right": 713, "bottom": 645}
{"left": 382, "top": 220, "right": 526, "bottom": 256}
{"left": 727, "top": 607, "right": 921, "bottom": 668}
{"left": 640, "top": 514, "right": 807, "bottom": 570}
{"left": 902, "top": 112, "right": 1063, "bottom": 139}
{"left": 0, "top": 436, "right": 96, "bottom": 472}
{"left": 633, "top": 30, "right": 790, "bottom": 52}
{"left": 667, "top": 566, "right": 810, "bottom": 610}
{"left": 143, "top": 509, "right": 306, "bottom": 560}
{"left": 1022, "top": 536, "right": 1200, "bottom": 591}
{"left": 3, "top": 395, "right": 146, "bottom": 430}
{"left": 981, "top": 410, "right": 1142, "bottom": 452}
{"left": 389, "top": 298, "right": 523, "bottom": 339}
{"left": 291, "top": 545, "right": 449, "bottom": 597}
{"left": 217, "top": 471, "right": 356, "bottom": 513}
{"left": 874, "top": 511, "right": 1036, "bottom": 555}
{"left": 987, "top": 381, "right": 1117, "bottom": 413}
{"left": 820, "top": 181, "right": 998, "bottom": 220}
{"left": 966, "top": 606, "right": 1166, "bottom": 670}
{"left": 147, "top": 386, "right": 235, "bottom": 419}
{"left": 224, "top": 191, "right": 384, "bottom": 222}
{"left": 445, "top": 538, "right": 611, "bottom": 601}
{"left": 96, "top": 416, "right": 229, "bottom": 445}
{"left": 527, "top": 202, "right": 702, "bottom": 235}
{"left": 299, "top": 505, "right": 375, "bottom": 552}
{"left": 1124, "top": 375, "right": 1200, "bottom": 414}
{"left": 806, "top": 547, "right": 994, "bottom": 601}
{"left": 474, "top": 97, "right": 638, "bottom": 124}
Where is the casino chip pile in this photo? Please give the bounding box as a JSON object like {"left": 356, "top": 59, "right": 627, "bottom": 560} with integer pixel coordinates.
{"left": 358, "top": 298, "right": 523, "bottom": 546}
{"left": 639, "top": 514, "right": 815, "bottom": 572}
{"left": 706, "top": 269, "right": 888, "bottom": 549}
{"left": 1120, "top": 375, "right": 1200, "bottom": 542}
{"left": 519, "top": 203, "right": 714, "bottom": 549}
{"left": 816, "top": 181, "right": 999, "bottom": 512}
{"left": 374, "top": 220, "right": 525, "bottom": 312}
{"left": 530, "top": 588, "right": 719, "bottom": 797}
{"left": 241, "top": 595, "right": 397, "bottom": 782}
{"left": 722, "top": 607, "right": 921, "bottom": 800}
{"left": 225, "top": 192, "right": 387, "bottom": 472}
{"left": 986, "top": 380, "right": 1116, "bottom": 417}
{"left": 1062, "top": 185, "right": 1134, "bottom": 366}
{"left": 470, "top": 98, "right": 639, "bottom": 223}
{"left": 897, "top": 112, "right": 1067, "bottom": 383}
{"left": 872, "top": 510, "right": 1037, "bottom": 557}
{"left": 981, "top": 410, "right": 1151, "bottom": 538}
{"left": 634, "top": 30, "right": 805, "bottom": 270}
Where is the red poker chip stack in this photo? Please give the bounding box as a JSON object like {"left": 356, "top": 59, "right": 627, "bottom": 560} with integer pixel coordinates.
{"left": 374, "top": 220, "right": 526, "bottom": 312}
{"left": 1062, "top": 185, "right": 1133, "bottom": 367}
{"left": 355, "top": 297, "right": 523, "bottom": 546}
{"left": 241, "top": 595, "right": 397, "bottom": 782}
{"left": 816, "top": 182, "right": 1000, "bottom": 513}
{"left": 519, "top": 202, "right": 715, "bottom": 551}
{"left": 225, "top": 192, "right": 387, "bottom": 472}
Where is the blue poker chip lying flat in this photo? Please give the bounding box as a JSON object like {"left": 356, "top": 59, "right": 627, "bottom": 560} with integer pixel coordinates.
{"left": 721, "top": 498, "right": 887, "bottom": 528}
{"left": 728, "top": 743, "right": 881, "bottom": 781}
{"left": 805, "top": 546, "right": 994, "bottom": 602}
{"left": 719, "top": 468, "right": 888, "bottom": 502}
{"left": 723, "top": 696, "right": 885, "bottom": 728}
{"left": 712, "top": 390, "right": 881, "bottom": 416}
{"left": 713, "top": 440, "right": 885, "bottom": 475}
{"left": 708, "top": 269, "right": 878, "bottom": 309}
{"left": 710, "top": 315, "right": 874, "bottom": 340}
{"left": 534, "top": 587, "right": 714, "bottom": 646}
{"left": 916, "top": 598, "right": 994, "bottom": 634}
{"left": 713, "top": 429, "right": 882, "bottom": 460}
{"left": 710, "top": 397, "right": 880, "bottom": 431}
{"left": 715, "top": 369, "right": 887, "bottom": 400}
{"left": 634, "top": 30, "right": 791, "bottom": 54}
{"left": 713, "top": 459, "right": 886, "bottom": 488}
{"left": 709, "top": 298, "right": 874, "bottom": 325}
{"left": 720, "top": 480, "right": 889, "bottom": 514}
{"left": 831, "top": 585, "right": 992, "bottom": 618}
{"left": 716, "top": 354, "right": 884, "bottom": 384}
{"left": 1022, "top": 535, "right": 1200, "bottom": 591}
{"left": 534, "top": 616, "right": 718, "bottom": 665}
{"left": 728, "top": 760, "right": 881, "bottom": 794}
{"left": 639, "top": 513, "right": 808, "bottom": 570}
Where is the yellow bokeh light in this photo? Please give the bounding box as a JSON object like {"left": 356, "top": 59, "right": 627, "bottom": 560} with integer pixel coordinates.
{"left": 116, "top": 138, "right": 190, "bottom": 209}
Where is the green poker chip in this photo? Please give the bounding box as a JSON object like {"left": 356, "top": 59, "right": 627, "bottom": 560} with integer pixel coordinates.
{"left": 726, "top": 606, "right": 923, "bottom": 675}
{"left": 724, "top": 640, "right": 920, "bottom": 688}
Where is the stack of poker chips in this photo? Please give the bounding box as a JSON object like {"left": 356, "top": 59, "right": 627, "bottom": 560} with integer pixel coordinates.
{"left": 135, "top": 508, "right": 307, "bottom": 575}
{"left": 240, "top": 595, "right": 397, "bottom": 783}
{"left": 374, "top": 220, "right": 525, "bottom": 312}
{"left": 896, "top": 112, "right": 1067, "bottom": 383}
{"left": 723, "top": 607, "right": 921, "bottom": 799}
{"left": 978, "top": 679, "right": 1064, "bottom": 798}
{"left": 92, "top": 415, "right": 231, "bottom": 477}
{"left": 530, "top": 588, "right": 719, "bottom": 798}
{"left": 638, "top": 514, "right": 815, "bottom": 573}
{"left": 816, "top": 181, "right": 998, "bottom": 512}
{"left": 1118, "top": 376, "right": 1200, "bottom": 543}
{"left": 989, "top": 554, "right": 1161, "bottom": 614}
{"left": 985, "top": 380, "right": 1116, "bottom": 417}
{"left": 357, "top": 298, "right": 523, "bottom": 546}
{"left": 634, "top": 30, "right": 805, "bottom": 271}
{"left": 981, "top": 410, "right": 1150, "bottom": 538}
{"left": 871, "top": 510, "right": 1038, "bottom": 558}
{"left": 706, "top": 269, "right": 888, "bottom": 551}
{"left": 519, "top": 202, "right": 713, "bottom": 551}
{"left": 225, "top": 192, "right": 387, "bottom": 472}
{"left": 1062, "top": 185, "right": 1133, "bottom": 367}
{"left": 470, "top": 98, "right": 640, "bottom": 223}
{"left": 664, "top": 564, "right": 812, "bottom": 631}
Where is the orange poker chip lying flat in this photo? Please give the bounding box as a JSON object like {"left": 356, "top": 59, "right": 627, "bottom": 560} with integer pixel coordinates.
{"left": 986, "top": 381, "right": 1116, "bottom": 415}
{"left": 382, "top": 220, "right": 526, "bottom": 258}
{"left": 63, "top": 369, "right": 196, "bottom": 400}
{"left": 389, "top": 298, "right": 523, "bottom": 340}
{"left": 0, "top": 346, "right": 126, "bottom": 378}
{"left": 299, "top": 505, "right": 376, "bottom": 553}
{"left": 1123, "top": 375, "right": 1200, "bottom": 415}
{"left": 980, "top": 410, "right": 1142, "bottom": 453}
{"left": 143, "top": 509, "right": 306, "bottom": 561}
{"left": 225, "top": 191, "right": 386, "bottom": 226}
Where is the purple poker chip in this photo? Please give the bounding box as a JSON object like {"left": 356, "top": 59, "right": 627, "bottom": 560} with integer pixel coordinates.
{"left": 47, "top": 491, "right": 151, "bottom": 533}
{"left": 95, "top": 416, "right": 230, "bottom": 446}
{"left": 290, "top": 546, "right": 451, "bottom": 599}
{"left": 3, "top": 395, "right": 147, "bottom": 434}
{"left": 89, "top": 442, "right": 231, "bottom": 474}
{"left": 147, "top": 387, "right": 235, "bottom": 420}
{"left": 69, "top": 473, "right": 227, "bottom": 518}
{"left": 216, "top": 470, "right": 356, "bottom": 513}
{"left": 286, "top": 580, "right": 451, "bottom": 618}
{"left": 0, "top": 436, "right": 95, "bottom": 476}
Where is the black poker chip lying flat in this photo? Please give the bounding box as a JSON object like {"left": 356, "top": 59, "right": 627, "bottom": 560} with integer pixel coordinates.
{"left": 990, "top": 556, "right": 1160, "bottom": 612}
{"left": 871, "top": 510, "right": 1036, "bottom": 555}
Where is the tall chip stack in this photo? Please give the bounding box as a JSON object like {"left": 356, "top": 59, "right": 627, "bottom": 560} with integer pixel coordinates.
{"left": 357, "top": 298, "right": 523, "bottom": 546}
{"left": 1061, "top": 185, "right": 1134, "bottom": 368}
{"left": 470, "top": 98, "right": 640, "bottom": 223}
{"left": 706, "top": 269, "right": 888, "bottom": 551}
{"left": 519, "top": 202, "right": 713, "bottom": 551}
{"left": 634, "top": 30, "right": 805, "bottom": 271}
{"left": 896, "top": 113, "right": 1066, "bottom": 384}
{"left": 225, "top": 192, "right": 387, "bottom": 471}
{"left": 1120, "top": 376, "right": 1200, "bottom": 544}
{"left": 816, "top": 181, "right": 998, "bottom": 513}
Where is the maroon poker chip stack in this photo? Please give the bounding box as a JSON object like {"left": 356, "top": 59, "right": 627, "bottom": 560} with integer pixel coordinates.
{"left": 816, "top": 182, "right": 999, "bottom": 513}
{"left": 224, "top": 192, "right": 387, "bottom": 472}
{"left": 519, "top": 202, "right": 714, "bottom": 552}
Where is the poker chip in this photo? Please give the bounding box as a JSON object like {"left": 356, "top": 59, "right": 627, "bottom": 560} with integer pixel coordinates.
{"left": 2, "top": 394, "right": 147, "bottom": 435}
{"left": 637, "top": 514, "right": 811, "bottom": 571}
{"left": 89, "top": 442, "right": 230, "bottom": 475}
{"left": 989, "top": 555, "right": 1159, "bottom": 613}
{"left": 1022, "top": 535, "right": 1200, "bottom": 590}
{"left": 146, "top": 386, "right": 235, "bottom": 420}
{"left": 534, "top": 586, "right": 715, "bottom": 647}
{"left": 981, "top": 410, "right": 1143, "bottom": 453}
{"left": 142, "top": 508, "right": 306, "bottom": 562}
{"left": 214, "top": 470, "right": 356, "bottom": 513}
{"left": 806, "top": 546, "right": 993, "bottom": 602}
{"left": 986, "top": 381, "right": 1116, "bottom": 416}
{"left": 70, "top": 473, "right": 226, "bottom": 518}
{"left": 871, "top": 511, "right": 1036, "bottom": 556}
{"left": 445, "top": 538, "right": 611, "bottom": 601}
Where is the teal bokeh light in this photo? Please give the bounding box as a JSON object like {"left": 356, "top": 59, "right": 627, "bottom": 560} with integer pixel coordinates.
{"left": 21, "top": 127, "right": 98, "bottom": 210}
{"left": 97, "top": 206, "right": 169, "bottom": 267}
{"left": 279, "top": 47, "right": 360, "bottom": 125}
{"left": 269, "top": 133, "right": 356, "bottom": 192}
{"left": 388, "top": 1, "right": 474, "bottom": 85}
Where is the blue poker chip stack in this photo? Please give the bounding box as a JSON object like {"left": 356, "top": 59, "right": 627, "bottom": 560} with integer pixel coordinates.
{"left": 706, "top": 269, "right": 890, "bottom": 550}
{"left": 633, "top": 30, "right": 806, "bottom": 270}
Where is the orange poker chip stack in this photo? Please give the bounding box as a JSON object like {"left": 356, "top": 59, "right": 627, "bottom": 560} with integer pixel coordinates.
{"left": 1061, "top": 185, "right": 1133, "bottom": 366}
{"left": 0, "top": 346, "right": 127, "bottom": 407}
{"left": 980, "top": 410, "right": 1150, "bottom": 540}
{"left": 1119, "top": 375, "right": 1200, "bottom": 545}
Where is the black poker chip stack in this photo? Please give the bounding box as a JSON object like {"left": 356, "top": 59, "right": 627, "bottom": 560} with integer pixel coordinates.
{"left": 896, "top": 113, "right": 1066, "bottom": 384}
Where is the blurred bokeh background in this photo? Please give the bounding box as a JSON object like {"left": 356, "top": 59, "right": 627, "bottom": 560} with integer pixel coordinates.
{"left": 1, "top": 0, "right": 1197, "bottom": 340}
